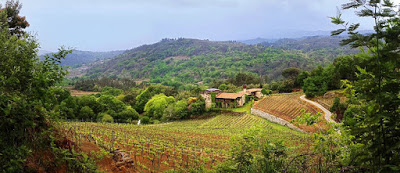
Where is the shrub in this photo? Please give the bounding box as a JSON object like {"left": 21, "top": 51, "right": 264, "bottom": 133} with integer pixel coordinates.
{"left": 140, "top": 116, "right": 150, "bottom": 124}
{"left": 116, "top": 107, "right": 139, "bottom": 122}
{"left": 261, "top": 88, "right": 272, "bottom": 95}
{"left": 101, "top": 113, "right": 114, "bottom": 123}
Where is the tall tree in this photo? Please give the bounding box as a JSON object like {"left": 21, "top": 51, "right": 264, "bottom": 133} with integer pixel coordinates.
{"left": 0, "top": 5, "right": 71, "bottom": 170}
{"left": 332, "top": 0, "right": 400, "bottom": 171}
{"left": 0, "top": 0, "right": 29, "bottom": 37}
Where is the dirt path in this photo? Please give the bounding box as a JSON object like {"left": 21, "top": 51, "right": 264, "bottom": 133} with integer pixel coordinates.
{"left": 299, "top": 95, "right": 335, "bottom": 123}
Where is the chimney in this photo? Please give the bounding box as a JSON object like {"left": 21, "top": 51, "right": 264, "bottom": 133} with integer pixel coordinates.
{"left": 243, "top": 84, "right": 247, "bottom": 95}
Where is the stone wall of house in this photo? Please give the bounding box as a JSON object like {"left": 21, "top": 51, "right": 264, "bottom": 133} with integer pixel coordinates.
{"left": 251, "top": 108, "right": 304, "bottom": 133}
{"left": 200, "top": 93, "right": 212, "bottom": 109}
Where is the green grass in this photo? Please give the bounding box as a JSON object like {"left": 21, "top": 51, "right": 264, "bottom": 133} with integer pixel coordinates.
{"left": 231, "top": 100, "right": 253, "bottom": 114}
{"left": 213, "top": 100, "right": 254, "bottom": 114}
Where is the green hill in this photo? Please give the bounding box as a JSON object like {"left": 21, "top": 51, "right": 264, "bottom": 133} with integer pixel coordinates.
{"left": 40, "top": 50, "right": 125, "bottom": 67}
{"left": 84, "top": 38, "right": 352, "bottom": 85}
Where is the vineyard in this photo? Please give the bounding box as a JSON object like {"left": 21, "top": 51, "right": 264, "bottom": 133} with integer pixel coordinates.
{"left": 253, "top": 93, "right": 324, "bottom": 132}
{"left": 62, "top": 113, "right": 312, "bottom": 172}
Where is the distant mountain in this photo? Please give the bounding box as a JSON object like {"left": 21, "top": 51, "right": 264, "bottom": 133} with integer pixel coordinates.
{"left": 239, "top": 38, "right": 278, "bottom": 45}
{"left": 83, "top": 37, "right": 354, "bottom": 85}
{"left": 239, "top": 30, "right": 374, "bottom": 45}
{"left": 40, "top": 50, "right": 125, "bottom": 67}
{"left": 261, "top": 36, "right": 358, "bottom": 52}
{"left": 38, "top": 50, "right": 53, "bottom": 56}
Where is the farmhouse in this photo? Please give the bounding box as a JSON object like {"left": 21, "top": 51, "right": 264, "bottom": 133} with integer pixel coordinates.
{"left": 215, "top": 92, "right": 245, "bottom": 108}
{"left": 245, "top": 88, "right": 263, "bottom": 98}
{"left": 200, "top": 88, "right": 222, "bottom": 109}
{"left": 201, "top": 86, "right": 264, "bottom": 108}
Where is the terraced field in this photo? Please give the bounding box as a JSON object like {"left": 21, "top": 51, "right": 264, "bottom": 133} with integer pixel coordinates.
{"left": 63, "top": 113, "right": 312, "bottom": 172}
{"left": 253, "top": 93, "right": 325, "bottom": 132}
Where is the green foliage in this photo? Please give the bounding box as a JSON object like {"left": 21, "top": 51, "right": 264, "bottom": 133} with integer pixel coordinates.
{"left": 216, "top": 127, "right": 288, "bottom": 172}
{"left": 101, "top": 86, "right": 123, "bottom": 96}
{"left": 116, "top": 107, "right": 139, "bottom": 122}
{"left": 144, "top": 94, "right": 175, "bottom": 120}
{"left": 99, "top": 113, "right": 113, "bottom": 123}
{"left": 49, "top": 87, "right": 71, "bottom": 104}
{"left": 135, "top": 88, "right": 153, "bottom": 113}
{"left": 121, "top": 89, "right": 141, "bottom": 107}
{"left": 79, "top": 106, "right": 95, "bottom": 120}
{"left": 227, "top": 73, "right": 260, "bottom": 86}
{"left": 291, "top": 109, "right": 322, "bottom": 126}
{"left": 59, "top": 94, "right": 78, "bottom": 119}
{"left": 261, "top": 88, "right": 272, "bottom": 95}
{"left": 0, "top": 0, "right": 29, "bottom": 37}
{"left": 0, "top": 4, "right": 72, "bottom": 171}
{"left": 98, "top": 94, "right": 126, "bottom": 113}
{"left": 331, "top": 0, "right": 400, "bottom": 170}
{"left": 329, "top": 97, "right": 346, "bottom": 122}
{"left": 189, "top": 98, "right": 206, "bottom": 115}
{"left": 140, "top": 116, "right": 150, "bottom": 124}
{"left": 218, "top": 83, "right": 228, "bottom": 90}
{"left": 163, "top": 100, "right": 189, "bottom": 120}
{"left": 296, "top": 71, "right": 310, "bottom": 87}
{"left": 78, "top": 95, "right": 102, "bottom": 114}
{"left": 282, "top": 67, "right": 301, "bottom": 80}
{"left": 303, "top": 75, "right": 328, "bottom": 97}
{"left": 85, "top": 38, "right": 351, "bottom": 86}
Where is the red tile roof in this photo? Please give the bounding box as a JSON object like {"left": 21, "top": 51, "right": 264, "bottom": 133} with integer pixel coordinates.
{"left": 216, "top": 93, "right": 244, "bottom": 99}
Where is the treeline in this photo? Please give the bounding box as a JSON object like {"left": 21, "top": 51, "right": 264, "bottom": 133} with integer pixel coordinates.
{"left": 56, "top": 85, "right": 206, "bottom": 124}
{"left": 266, "top": 54, "right": 358, "bottom": 96}
{"left": 73, "top": 77, "right": 139, "bottom": 91}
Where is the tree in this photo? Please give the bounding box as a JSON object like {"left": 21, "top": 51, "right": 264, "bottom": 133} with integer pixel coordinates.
{"left": 79, "top": 106, "right": 95, "bottom": 120}
{"left": 163, "top": 100, "right": 188, "bottom": 120}
{"left": 296, "top": 71, "right": 310, "bottom": 88}
{"left": 332, "top": 0, "right": 400, "bottom": 170}
{"left": 144, "top": 94, "right": 175, "bottom": 120}
{"left": 116, "top": 107, "right": 139, "bottom": 122}
{"left": 189, "top": 98, "right": 206, "bottom": 115}
{"left": 98, "top": 95, "right": 126, "bottom": 114}
{"left": 78, "top": 95, "right": 102, "bottom": 114}
{"left": 0, "top": 5, "right": 71, "bottom": 170}
{"left": 134, "top": 88, "right": 152, "bottom": 113}
{"left": 0, "top": 0, "right": 29, "bottom": 37}
{"left": 98, "top": 113, "right": 113, "bottom": 123}
{"left": 218, "top": 83, "right": 228, "bottom": 90}
{"left": 302, "top": 76, "right": 327, "bottom": 97}
{"left": 101, "top": 86, "right": 123, "bottom": 96}
{"left": 282, "top": 67, "right": 301, "bottom": 80}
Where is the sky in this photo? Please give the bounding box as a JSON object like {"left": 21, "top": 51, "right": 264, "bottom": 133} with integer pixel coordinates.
{"left": 1, "top": 0, "right": 399, "bottom": 52}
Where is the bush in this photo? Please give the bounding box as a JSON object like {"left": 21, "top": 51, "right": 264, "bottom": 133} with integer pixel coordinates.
{"left": 329, "top": 97, "right": 347, "bottom": 122}
{"left": 101, "top": 113, "right": 114, "bottom": 123}
{"left": 116, "top": 107, "right": 139, "bottom": 122}
{"left": 140, "top": 116, "right": 150, "bottom": 124}
{"left": 189, "top": 98, "right": 206, "bottom": 115}
{"left": 261, "top": 88, "right": 272, "bottom": 95}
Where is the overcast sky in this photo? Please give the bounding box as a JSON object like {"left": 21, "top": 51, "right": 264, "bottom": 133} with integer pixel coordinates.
{"left": 2, "top": 0, "right": 399, "bottom": 51}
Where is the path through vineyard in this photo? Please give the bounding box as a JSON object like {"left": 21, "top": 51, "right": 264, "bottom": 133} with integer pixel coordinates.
{"left": 299, "top": 95, "right": 335, "bottom": 123}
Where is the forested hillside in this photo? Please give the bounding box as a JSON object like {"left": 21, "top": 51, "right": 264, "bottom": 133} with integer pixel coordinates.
{"left": 40, "top": 50, "right": 125, "bottom": 67}
{"left": 84, "top": 38, "right": 353, "bottom": 85}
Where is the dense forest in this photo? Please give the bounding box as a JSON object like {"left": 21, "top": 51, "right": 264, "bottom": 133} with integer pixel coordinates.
{"left": 83, "top": 37, "right": 354, "bottom": 86}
